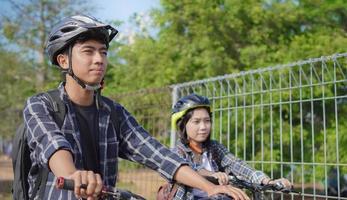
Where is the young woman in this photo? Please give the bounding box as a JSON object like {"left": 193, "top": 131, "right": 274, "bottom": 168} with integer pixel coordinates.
{"left": 171, "top": 93, "right": 292, "bottom": 200}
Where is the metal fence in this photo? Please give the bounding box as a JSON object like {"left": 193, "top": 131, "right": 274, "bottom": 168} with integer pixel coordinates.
{"left": 171, "top": 53, "right": 347, "bottom": 200}
{"left": 112, "top": 53, "right": 347, "bottom": 199}
{"left": 111, "top": 87, "right": 172, "bottom": 199}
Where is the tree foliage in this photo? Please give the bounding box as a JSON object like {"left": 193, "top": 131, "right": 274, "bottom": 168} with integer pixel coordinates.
{"left": 0, "top": 0, "right": 94, "bottom": 137}
{"left": 105, "top": 0, "right": 347, "bottom": 184}
{"left": 107, "top": 0, "right": 347, "bottom": 93}
{"left": 0, "top": 48, "right": 36, "bottom": 138}
{"left": 0, "top": 0, "right": 94, "bottom": 89}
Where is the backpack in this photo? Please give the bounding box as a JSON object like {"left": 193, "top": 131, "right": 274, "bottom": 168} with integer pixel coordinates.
{"left": 12, "top": 89, "right": 121, "bottom": 200}
{"left": 12, "top": 89, "right": 66, "bottom": 200}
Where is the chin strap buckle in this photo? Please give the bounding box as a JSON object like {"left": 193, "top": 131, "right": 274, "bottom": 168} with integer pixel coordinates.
{"left": 84, "top": 83, "right": 102, "bottom": 91}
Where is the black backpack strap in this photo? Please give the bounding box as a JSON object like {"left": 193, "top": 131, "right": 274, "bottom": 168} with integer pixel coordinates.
{"left": 30, "top": 89, "right": 66, "bottom": 200}
{"left": 46, "top": 89, "right": 66, "bottom": 126}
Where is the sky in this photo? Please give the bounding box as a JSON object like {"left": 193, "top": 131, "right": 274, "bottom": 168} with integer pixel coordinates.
{"left": 0, "top": 0, "right": 161, "bottom": 44}
{"left": 0, "top": 0, "right": 160, "bottom": 32}
{"left": 92, "top": 0, "right": 160, "bottom": 32}
{"left": 92, "top": 0, "right": 160, "bottom": 22}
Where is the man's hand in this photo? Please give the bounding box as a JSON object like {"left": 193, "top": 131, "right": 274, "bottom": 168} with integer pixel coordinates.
{"left": 207, "top": 184, "right": 250, "bottom": 200}
{"left": 67, "top": 170, "right": 103, "bottom": 200}
{"left": 211, "top": 172, "right": 229, "bottom": 185}
{"left": 49, "top": 150, "right": 103, "bottom": 199}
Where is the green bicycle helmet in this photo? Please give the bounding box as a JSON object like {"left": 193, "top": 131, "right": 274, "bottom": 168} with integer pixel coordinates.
{"left": 171, "top": 93, "right": 211, "bottom": 131}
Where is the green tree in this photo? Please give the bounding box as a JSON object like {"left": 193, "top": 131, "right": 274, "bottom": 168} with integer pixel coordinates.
{"left": 107, "top": 0, "right": 347, "bottom": 93}
{"left": 0, "top": 48, "right": 36, "bottom": 138}
{"left": 105, "top": 0, "right": 347, "bottom": 185}
{"left": 0, "top": 0, "right": 94, "bottom": 137}
{"left": 1, "top": 0, "right": 93, "bottom": 90}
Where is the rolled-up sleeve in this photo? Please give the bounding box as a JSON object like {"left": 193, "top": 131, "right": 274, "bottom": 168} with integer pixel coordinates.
{"left": 212, "top": 141, "right": 269, "bottom": 184}
{"left": 116, "top": 104, "right": 188, "bottom": 181}
{"left": 24, "top": 94, "right": 72, "bottom": 169}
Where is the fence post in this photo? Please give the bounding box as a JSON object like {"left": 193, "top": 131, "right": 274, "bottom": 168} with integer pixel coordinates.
{"left": 170, "top": 86, "right": 179, "bottom": 148}
{"left": 0, "top": 135, "right": 3, "bottom": 154}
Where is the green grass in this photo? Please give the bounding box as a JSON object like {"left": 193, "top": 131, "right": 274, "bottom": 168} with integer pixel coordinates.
{"left": 0, "top": 193, "right": 11, "bottom": 200}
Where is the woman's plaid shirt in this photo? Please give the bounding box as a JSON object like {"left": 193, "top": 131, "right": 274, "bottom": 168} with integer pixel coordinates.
{"left": 172, "top": 140, "right": 269, "bottom": 200}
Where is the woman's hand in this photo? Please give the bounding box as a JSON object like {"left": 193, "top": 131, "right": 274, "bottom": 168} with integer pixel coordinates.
{"left": 207, "top": 184, "right": 250, "bottom": 200}
{"left": 211, "top": 172, "right": 229, "bottom": 185}
{"left": 271, "top": 178, "right": 292, "bottom": 190}
{"left": 67, "top": 170, "right": 103, "bottom": 200}
{"left": 262, "top": 177, "right": 293, "bottom": 190}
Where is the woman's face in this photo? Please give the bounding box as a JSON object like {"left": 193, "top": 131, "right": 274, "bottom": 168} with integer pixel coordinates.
{"left": 185, "top": 107, "right": 211, "bottom": 145}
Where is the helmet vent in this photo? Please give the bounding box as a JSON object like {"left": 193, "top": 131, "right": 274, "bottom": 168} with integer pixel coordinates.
{"left": 61, "top": 26, "right": 77, "bottom": 33}
{"left": 49, "top": 35, "right": 60, "bottom": 42}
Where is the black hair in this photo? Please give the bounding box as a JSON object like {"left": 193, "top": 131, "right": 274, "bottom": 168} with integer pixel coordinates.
{"left": 177, "top": 107, "right": 212, "bottom": 147}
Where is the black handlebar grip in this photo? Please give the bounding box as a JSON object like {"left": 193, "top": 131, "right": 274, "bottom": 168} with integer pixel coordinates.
{"left": 56, "top": 177, "right": 74, "bottom": 190}
{"left": 204, "top": 176, "right": 219, "bottom": 185}
{"left": 56, "top": 177, "right": 147, "bottom": 199}
{"left": 56, "top": 177, "right": 87, "bottom": 190}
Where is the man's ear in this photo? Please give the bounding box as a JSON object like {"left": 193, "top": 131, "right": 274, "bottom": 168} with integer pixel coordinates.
{"left": 56, "top": 54, "right": 69, "bottom": 70}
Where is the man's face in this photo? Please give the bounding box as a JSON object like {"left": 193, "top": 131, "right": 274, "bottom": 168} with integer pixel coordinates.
{"left": 70, "top": 39, "right": 108, "bottom": 85}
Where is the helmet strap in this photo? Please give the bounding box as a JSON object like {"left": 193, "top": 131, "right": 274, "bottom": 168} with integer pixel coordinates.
{"left": 66, "top": 45, "right": 102, "bottom": 91}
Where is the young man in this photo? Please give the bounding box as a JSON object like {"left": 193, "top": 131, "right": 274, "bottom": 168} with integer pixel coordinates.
{"left": 23, "top": 15, "right": 249, "bottom": 200}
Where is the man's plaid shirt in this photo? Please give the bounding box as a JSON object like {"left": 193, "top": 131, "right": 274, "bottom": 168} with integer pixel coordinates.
{"left": 24, "top": 83, "right": 187, "bottom": 199}
{"left": 172, "top": 140, "right": 269, "bottom": 200}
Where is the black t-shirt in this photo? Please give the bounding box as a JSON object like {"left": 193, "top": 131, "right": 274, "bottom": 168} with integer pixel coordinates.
{"left": 74, "top": 102, "right": 100, "bottom": 174}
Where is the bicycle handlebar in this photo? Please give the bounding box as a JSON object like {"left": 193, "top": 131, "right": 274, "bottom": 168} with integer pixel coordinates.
{"left": 56, "top": 177, "right": 146, "bottom": 200}
{"left": 204, "top": 175, "right": 299, "bottom": 194}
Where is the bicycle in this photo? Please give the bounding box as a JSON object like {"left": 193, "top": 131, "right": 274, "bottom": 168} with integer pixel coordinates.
{"left": 205, "top": 175, "right": 301, "bottom": 200}
{"left": 55, "top": 177, "right": 146, "bottom": 200}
